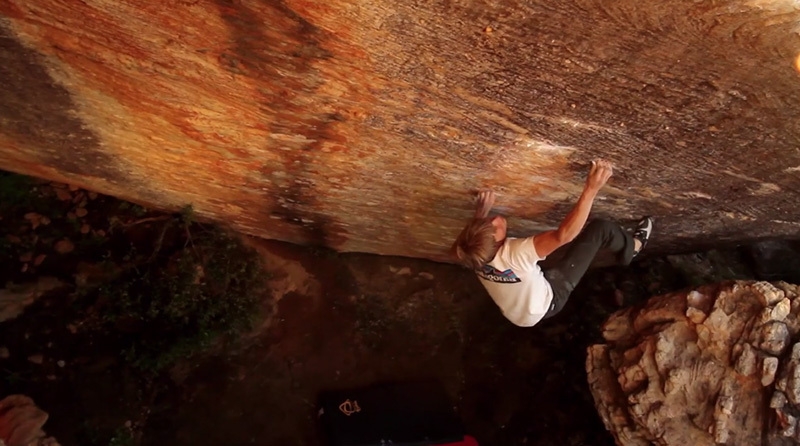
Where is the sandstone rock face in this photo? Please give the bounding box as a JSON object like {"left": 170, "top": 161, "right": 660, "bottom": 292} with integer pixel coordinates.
{"left": 2, "top": 1, "right": 800, "bottom": 261}
{"left": 0, "top": 395, "right": 60, "bottom": 446}
{"left": 587, "top": 281, "right": 800, "bottom": 446}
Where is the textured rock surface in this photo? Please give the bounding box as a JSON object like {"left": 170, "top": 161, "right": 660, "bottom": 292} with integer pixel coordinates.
{"left": 2, "top": 1, "right": 800, "bottom": 261}
{"left": 0, "top": 395, "right": 60, "bottom": 446}
{"left": 587, "top": 281, "right": 800, "bottom": 446}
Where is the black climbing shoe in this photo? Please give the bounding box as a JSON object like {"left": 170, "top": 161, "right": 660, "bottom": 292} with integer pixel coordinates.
{"left": 632, "top": 216, "right": 654, "bottom": 258}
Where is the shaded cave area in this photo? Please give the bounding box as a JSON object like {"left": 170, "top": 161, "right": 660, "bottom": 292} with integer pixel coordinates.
{"left": 2, "top": 171, "right": 800, "bottom": 446}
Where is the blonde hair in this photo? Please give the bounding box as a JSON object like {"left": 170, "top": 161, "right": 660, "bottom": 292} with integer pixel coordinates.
{"left": 451, "top": 217, "right": 497, "bottom": 270}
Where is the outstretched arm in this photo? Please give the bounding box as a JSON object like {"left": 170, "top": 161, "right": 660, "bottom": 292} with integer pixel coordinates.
{"left": 533, "top": 159, "right": 613, "bottom": 258}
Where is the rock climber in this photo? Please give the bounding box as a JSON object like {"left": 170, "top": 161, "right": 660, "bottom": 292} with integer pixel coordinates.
{"left": 451, "top": 159, "right": 653, "bottom": 327}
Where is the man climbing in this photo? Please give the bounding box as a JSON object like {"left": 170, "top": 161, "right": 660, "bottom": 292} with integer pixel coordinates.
{"left": 451, "top": 159, "right": 653, "bottom": 327}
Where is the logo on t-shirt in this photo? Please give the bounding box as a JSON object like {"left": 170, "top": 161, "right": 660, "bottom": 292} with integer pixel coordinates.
{"left": 478, "top": 265, "right": 521, "bottom": 283}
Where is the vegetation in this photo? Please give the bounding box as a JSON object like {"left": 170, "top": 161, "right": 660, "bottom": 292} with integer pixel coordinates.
{"left": 108, "top": 427, "right": 135, "bottom": 446}
{"left": 0, "top": 171, "right": 35, "bottom": 207}
{"left": 0, "top": 170, "right": 269, "bottom": 445}
{"left": 93, "top": 224, "right": 264, "bottom": 372}
{"left": 1, "top": 171, "right": 265, "bottom": 373}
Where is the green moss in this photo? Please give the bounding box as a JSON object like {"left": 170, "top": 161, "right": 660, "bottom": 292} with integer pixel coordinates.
{"left": 0, "top": 171, "right": 33, "bottom": 208}
{"left": 179, "top": 204, "right": 195, "bottom": 225}
{"left": 130, "top": 204, "right": 147, "bottom": 217}
{"left": 108, "top": 427, "right": 134, "bottom": 446}
{"left": 95, "top": 227, "right": 264, "bottom": 373}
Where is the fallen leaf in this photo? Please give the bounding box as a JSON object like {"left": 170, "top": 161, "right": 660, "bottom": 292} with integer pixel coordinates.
{"left": 34, "top": 254, "right": 46, "bottom": 266}
{"left": 19, "top": 252, "right": 33, "bottom": 263}
{"left": 395, "top": 267, "right": 412, "bottom": 276}
{"left": 88, "top": 192, "right": 98, "bottom": 200}
{"left": 55, "top": 188, "right": 72, "bottom": 201}
{"left": 54, "top": 239, "right": 75, "bottom": 254}
{"left": 80, "top": 224, "right": 91, "bottom": 234}
{"left": 24, "top": 212, "right": 42, "bottom": 230}
{"left": 28, "top": 354, "right": 44, "bottom": 364}
{"left": 75, "top": 208, "right": 88, "bottom": 218}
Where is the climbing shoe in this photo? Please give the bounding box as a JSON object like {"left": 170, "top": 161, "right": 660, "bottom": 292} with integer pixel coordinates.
{"left": 632, "top": 216, "right": 654, "bottom": 258}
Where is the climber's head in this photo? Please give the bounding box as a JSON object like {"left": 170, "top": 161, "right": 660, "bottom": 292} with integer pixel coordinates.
{"left": 451, "top": 215, "right": 507, "bottom": 270}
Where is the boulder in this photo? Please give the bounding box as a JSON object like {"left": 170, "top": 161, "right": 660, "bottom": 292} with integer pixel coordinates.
{"left": 587, "top": 281, "right": 800, "bottom": 445}
{"left": 2, "top": 1, "right": 800, "bottom": 261}
{"left": 0, "top": 395, "right": 60, "bottom": 446}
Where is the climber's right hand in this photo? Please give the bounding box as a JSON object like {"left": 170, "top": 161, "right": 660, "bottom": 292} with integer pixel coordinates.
{"left": 585, "top": 159, "right": 613, "bottom": 192}
{"left": 474, "top": 190, "right": 496, "bottom": 219}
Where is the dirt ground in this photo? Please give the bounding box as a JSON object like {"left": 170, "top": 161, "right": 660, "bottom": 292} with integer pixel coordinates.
{"left": 3, "top": 233, "right": 622, "bottom": 446}
{"left": 142, "top": 236, "right": 800, "bottom": 446}
{"left": 141, "top": 238, "right": 618, "bottom": 446}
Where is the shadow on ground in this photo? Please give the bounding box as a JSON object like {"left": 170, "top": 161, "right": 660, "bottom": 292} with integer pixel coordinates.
{"left": 143, "top": 236, "right": 800, "bottom": 446}
{"left": 140, "top": 238, "right": 687, "bottom": 446}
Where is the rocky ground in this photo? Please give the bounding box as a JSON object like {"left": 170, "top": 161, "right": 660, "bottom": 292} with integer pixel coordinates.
{"left": 2, "top": 170, "right": 800, "bottom": 446}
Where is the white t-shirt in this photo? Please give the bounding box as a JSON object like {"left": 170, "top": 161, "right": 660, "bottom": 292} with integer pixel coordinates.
{"left": 475, "top": 236, "right": 554, "bottom": 327}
